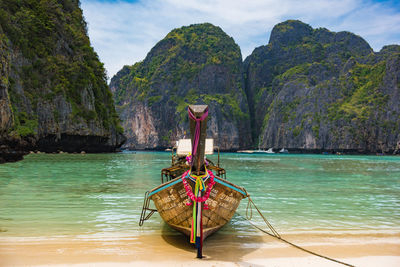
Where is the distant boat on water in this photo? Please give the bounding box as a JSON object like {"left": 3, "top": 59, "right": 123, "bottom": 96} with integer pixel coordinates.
{"left": 237, "top": 150, "right": 255, "bottom": 153}
{"left": 254, "top": 148, "right": 275, "bottom": 154}
{"left": 279, "top": 148, "right": 289, "bottom": 154}
{"left": 237, "top": 147, "right": 275, "bottom": 154}
{"left": 266, "top": 148, "right": 275, "bottom": 154}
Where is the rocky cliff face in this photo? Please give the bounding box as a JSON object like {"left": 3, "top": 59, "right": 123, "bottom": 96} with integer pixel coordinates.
{"left": 244, "top": 20, "right": 400, "bottom": 153}
{"left": 112, "top": 19, "right": 398, "bottom": 153}
{"left": 111, "top": 23, "right": 251, "bottom": 150}
{"left": 0, "top": 0, "right": 124, "bottom": 162}
{"left": 0, "top": 29, "right": 28, "bottom": 162}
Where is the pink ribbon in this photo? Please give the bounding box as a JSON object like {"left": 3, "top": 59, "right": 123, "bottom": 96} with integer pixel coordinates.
{"left": 188, "top": 107, "right": 208, "bottom": 165}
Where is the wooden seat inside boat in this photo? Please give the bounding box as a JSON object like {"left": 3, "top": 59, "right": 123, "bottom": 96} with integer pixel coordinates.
{"left": 161, "top": 164, "right": 188, "bottom": 182}
{"left": 207, "top": 164, "right": 226, "bottom": 177}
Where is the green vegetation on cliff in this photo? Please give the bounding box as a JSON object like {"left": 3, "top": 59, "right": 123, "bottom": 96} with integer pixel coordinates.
{"left": 0, "top": 0, "right": 122, "bottom": 138}
{"left": 111, "top": 23, "right": 251, "bottom": 149}
{"left": 111, "top": 19, "right": 398, "bottom": 153}
{"left": 114, "top": 23, "right": 243, "bottom": 112}
{"left": 329, "top": 60, "right": 387, "bottom": 122}
{"left": 0, "top": 0, "right": 124, "bottom": 158}
{"left": 246, "top": 20, "right": 399, "bottom": 152}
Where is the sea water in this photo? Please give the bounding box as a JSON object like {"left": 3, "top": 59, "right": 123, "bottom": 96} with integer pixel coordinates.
{"left": 0, "top": 152, "right": 399, "bottom": 239}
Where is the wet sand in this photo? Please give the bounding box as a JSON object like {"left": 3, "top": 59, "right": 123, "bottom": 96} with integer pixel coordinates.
{"left": 1, "top": 230, "right": 399, "bottom": 266}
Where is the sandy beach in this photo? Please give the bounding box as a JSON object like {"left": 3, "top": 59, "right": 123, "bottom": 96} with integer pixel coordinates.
{"left": 1, "top": 230, "right": 399, "bottom": 266}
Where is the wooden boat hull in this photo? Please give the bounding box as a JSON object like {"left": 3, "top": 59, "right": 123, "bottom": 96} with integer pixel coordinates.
{"left": 148, "top": 176, "right": 246, "bottom": 240}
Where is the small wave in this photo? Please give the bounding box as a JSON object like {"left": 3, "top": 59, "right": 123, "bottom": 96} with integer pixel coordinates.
{"left": 233, "top": 157, "right": 281, "bottom": 161}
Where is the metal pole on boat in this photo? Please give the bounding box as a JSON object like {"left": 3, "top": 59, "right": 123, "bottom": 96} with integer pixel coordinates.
{"left": 197, "top": 194, "right": 203, "bottom": 259}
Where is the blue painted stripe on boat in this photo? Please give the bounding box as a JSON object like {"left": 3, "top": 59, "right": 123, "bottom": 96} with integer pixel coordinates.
{"left": 148, "top": 179, "right": 181, "bottom": 197}
{"left": 214, "top": 177, "right": 246, "bottom": 196}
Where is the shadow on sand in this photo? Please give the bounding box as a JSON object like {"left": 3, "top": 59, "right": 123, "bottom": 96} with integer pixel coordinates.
{"left": 161, "top": 214, "right": 265, "bottom": 266}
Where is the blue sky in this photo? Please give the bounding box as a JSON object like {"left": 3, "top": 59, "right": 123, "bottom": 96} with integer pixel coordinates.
{"left": 81, "top": 0, "right": 400, "bottom": 79}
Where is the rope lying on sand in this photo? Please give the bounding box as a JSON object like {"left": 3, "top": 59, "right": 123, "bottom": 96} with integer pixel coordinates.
{"left": 242, "top": 194, "right": 354, "bottom": 267}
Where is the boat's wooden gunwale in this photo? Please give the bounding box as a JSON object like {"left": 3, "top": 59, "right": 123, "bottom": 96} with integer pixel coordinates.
{"left": 148, "top": 177, "right": 182, "bottom": 198}
{"left": 148, "top": 175, "right": 246, "bottom": 239}
{"left": 148, "top": 175, "right": 247, "bottom": 198}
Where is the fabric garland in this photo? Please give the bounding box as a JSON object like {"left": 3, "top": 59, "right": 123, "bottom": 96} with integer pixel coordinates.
{"left": 181, "top": 169, "right": 216, "bottom": 244}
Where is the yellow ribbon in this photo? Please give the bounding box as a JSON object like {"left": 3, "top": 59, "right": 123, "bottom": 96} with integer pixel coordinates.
{"left": 190, "top": 169, "right": 208, "bottom": 192}
{"left": 188, "top": 168, "right": 209, "bottom": 243}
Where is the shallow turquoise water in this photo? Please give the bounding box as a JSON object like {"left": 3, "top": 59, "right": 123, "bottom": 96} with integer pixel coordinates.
{"left": 0, "top": 152, "right": 399, "bottom": 238}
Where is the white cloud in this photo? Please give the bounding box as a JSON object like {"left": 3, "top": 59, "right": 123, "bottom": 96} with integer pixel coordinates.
{"left": 81, "top": 0, "right": 400, "bottom": 79}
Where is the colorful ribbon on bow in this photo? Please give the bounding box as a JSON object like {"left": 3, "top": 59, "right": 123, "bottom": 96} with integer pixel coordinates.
{"left": 181, "top": 169, "right": 216, "bottom": 244}
{"left": 191, "top": 175, "right": 203, "bottom": 244}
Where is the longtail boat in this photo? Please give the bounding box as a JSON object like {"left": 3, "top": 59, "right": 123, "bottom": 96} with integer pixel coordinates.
{"left": 139, "top": 105, "right": 247, "bottom": 258}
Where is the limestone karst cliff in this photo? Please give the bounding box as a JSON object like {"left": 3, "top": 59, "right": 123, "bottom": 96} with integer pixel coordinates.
{"left": 113, "top": 20, "right": 399, "bottom": 153}
{"left": 0, "top": 0, "right": 125, "bottom": 163}
{"left": 244, "top": 20, "right": 400, "bottom": 153}
{"left": 111, "top": 23, "right": 251, "bottom": 150}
